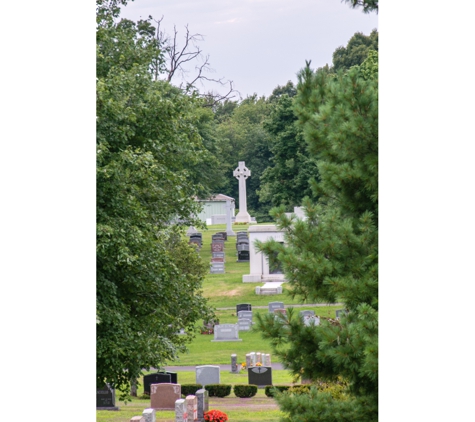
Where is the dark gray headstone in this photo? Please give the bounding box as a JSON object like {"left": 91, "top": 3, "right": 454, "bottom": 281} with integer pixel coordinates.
{"left": 143, "top": 373, "right": 171, "bottom": 395}
{"left": 237, "top": 250, "right": 250, "bottom": 261}
{"left": 96, "top": 384, "right": 119, "bottom": 410}
{"left": 236, "top": 303, "right": 252, "bottom": 313}
{"left": 248, "top": 366, "right": 272, "bottom": 387}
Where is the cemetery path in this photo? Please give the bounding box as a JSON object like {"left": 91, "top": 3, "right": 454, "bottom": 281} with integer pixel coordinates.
{"left": 163, "top": 363, "right": 284, "bottom": 371}
{"left": 216, "top": 303, "right": 343, "bottom": 310}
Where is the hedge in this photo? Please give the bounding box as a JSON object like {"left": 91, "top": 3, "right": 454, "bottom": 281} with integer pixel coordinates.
{"left": 181, "top": 384, "right": 203, "bottom": 397}
{"left": 233, "top": 384, "right": 258, "bottom": 398}
{"left": 264, "top": 385, "right": 291, "bottom": 397}
{"left": 205, "top": 384, "right": 232, "bottom": 397}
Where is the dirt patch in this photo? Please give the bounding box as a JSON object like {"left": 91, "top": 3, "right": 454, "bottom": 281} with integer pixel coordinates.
{"left": 226, "top": 289, "right": 241, "bottom": 296}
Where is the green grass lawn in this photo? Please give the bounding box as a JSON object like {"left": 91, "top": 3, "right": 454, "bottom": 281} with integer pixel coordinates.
{"left": 97, "top": 223, "right": 338, "bottom": 421}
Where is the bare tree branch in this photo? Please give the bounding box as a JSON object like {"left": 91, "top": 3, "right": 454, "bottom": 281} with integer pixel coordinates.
{"left": 153, "top": 18, "right": 239, "bottom": 105}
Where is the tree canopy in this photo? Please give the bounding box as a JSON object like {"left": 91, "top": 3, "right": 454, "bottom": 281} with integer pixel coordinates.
{"left": 96, "top": 0, "right": 215, "bottom": 396}
{"left": 332, "top": 29, "right": 378, "bottom": 72}
{"left": 255, "top": 51, "right": 378, "bottom": 421}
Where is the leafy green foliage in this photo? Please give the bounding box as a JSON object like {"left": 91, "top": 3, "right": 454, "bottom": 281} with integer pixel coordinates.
{"left": 96, "top": 0, "right": 216, "bottom": 396}
{"left": 255, "top": 53, "right": 378, "bottom": 421}
{"left": 258, "top": 93, "right": 319, "bottom": 210}
{"left": 233, "top": 384, "right": 258, "bottom": 398}
{"left": 181, "top": 384, "right": 204, "bottom": 397}
{"left": 341, "top": 0, "right": 378, "bottom": 14}
{"left": 205, "top": 384, "right": 232, "bottom": 397}
{"left": 332, "top": 29, "right": 378, "bottom": 72}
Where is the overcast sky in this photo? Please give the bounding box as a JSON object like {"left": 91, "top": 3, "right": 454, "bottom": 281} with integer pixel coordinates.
{"left": 120, "top": 0, "right": 378, "bottom": 99}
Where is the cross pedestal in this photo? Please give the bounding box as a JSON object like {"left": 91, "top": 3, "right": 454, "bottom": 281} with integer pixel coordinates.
{"left": 233, "top": 161, "right": 251, "bottom": 223}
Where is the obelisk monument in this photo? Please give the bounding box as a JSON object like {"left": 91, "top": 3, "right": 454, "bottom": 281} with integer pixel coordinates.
{"left": 233, "top": 161, "right": 251, "bottom": 223}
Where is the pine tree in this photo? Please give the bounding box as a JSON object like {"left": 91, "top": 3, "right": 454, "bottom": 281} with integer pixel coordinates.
{"left": 255, "top": 52, "right": 378, "bottom": 421}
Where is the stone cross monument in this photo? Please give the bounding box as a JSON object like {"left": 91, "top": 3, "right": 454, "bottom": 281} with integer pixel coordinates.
{"left": 233, "top": 161, "right": 251, "bottom": 223}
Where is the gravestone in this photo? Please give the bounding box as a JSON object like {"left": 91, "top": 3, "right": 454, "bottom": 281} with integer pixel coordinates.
{"left": 211, "top": 252, "right": 225, "bottom": 259}
{"left": 250, "top": 352, "right": 256, "bottom": 365}
{"left": 175, "top": 399, "right": 187, "bottom": 422}
{"left": 96, "top": 384, "right": 119, "bottom": 410}
{"left": 237, "top": 310, "right": 253, "bottom": 322}
{"left": 195, "top": 389, "right": 209, "bottom": 422}
{"left": 268, "top": 302, "right": 285, "bottom": 313}
{"left": 159, "top": 371, "right": 178, "bottom": 384}
{"left": 273, "top": 308, "right": 287, "bottom": 316}
{"left": 185, "top": 395, "right": 197, "bottom": 422}
{"left": 211, "top": 234, "right": 225, "bottom": 241}
{"left": 237, "top": 250, "right": 250, "bottom": 261}
{"left": 225, "top": 199, "right": 236, "bottom": 237}
{"left": 196, "top": 365, "right": 220, "bottom": 386}
{"left": 211, "top": 257, "right": 224, "bottom": 263}
{"left": 236, "top": 303, "right": 252, "bottom": 313}
{"left": 230, "top": 354, "right": 239, "bottom": 373}
{"left": 211, "top": 242, "right": 224, "bottom": 253}
{"left": 335, "top": 309, "right": 348, "bottom": 319}
{"left": 256, "top": 352, "right": 262, "bottom": 364}
{"left": 211, "top": 214, "right": 227, "bottom": 225}
{"left": 303, "top": 315, "right": 320, "bottom": 327}
{"left": 212, "top": 324, "right": 242, "bottom": 342}
{"left": 144, "top": 373, "right": 172, "bottom": 395}
{"left": 264, "top": 354, "right": 271, "bottom": 367}
{"left": 130, "top": 416, "right": 145, "bottom": 422}
{"left": 245, "top": 354, "right": 251, "bottom": 368}
{"left": 248, "top": 366, "right": 272, "bottom": 387}
{"left": 142, "top": 408, "right": 156, "bottom": 422}
{"left": 150, "top": 383, "right": 181, "bottom": 410}
{"left": 299, "top": 310, "right": 315, "bottom": 318}
{"left": 210, "top": 261, "right": 225, "bottom": 274}
{"left": 216, "top": 231, "right": 228, "bottom": 241}
{"left": 238, "top": 318, "right": 251, "bottom": 331}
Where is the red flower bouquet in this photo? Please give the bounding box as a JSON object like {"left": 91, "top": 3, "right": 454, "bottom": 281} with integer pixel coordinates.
{"left": 204, "top": 409, "right": 229, "bottom": 422}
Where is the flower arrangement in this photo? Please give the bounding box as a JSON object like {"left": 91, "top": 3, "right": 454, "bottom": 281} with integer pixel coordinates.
{"left": 256, "top": 362, "right": 262, "bottom": 366}
{"left": 241, "top": 362, "right": 247, "bottom": 370}
{"left": 204, "top": 409, "right": 228, "bottom": 422}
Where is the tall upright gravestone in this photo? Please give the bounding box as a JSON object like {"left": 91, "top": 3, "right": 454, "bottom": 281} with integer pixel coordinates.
{"left": 233, "top": 161, "right": 251, "bottom": 223}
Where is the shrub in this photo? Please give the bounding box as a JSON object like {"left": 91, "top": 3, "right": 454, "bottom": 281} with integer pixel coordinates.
{"left": 233, "top": 384, "right": 258, "bottom": 398}
{"left": 206, "top": 384, "right": 232, "bottom": 397}
{"left": 204, "top": 409, "right": 228, "bottom": 422}
{"left": 181, "top": 384, "right": 203, "bottom": 397}
{"left": 288, "top": 385, "right": 311, "bottom": 395}
{"left": 265, "top": 385, "right": 291, "bottom": 397}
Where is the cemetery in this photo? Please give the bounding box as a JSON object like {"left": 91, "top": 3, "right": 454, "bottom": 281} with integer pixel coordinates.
{"left": 97, "top": 222, "right": 343, "bottom": 422}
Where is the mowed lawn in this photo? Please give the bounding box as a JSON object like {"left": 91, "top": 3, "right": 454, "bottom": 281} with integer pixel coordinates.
{"left": 97, "top": 224, "right": 340, "bottom": 421}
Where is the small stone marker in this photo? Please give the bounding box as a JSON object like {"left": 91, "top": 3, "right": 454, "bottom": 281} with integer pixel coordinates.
{"left": 237, "top": 310, "right": 253, "bottom": 322}
{"left": 248, "top": 366, "right": 273, "bottom": 387}
{"left": 250, "top": 352, "right": 256, "bottom": 366}
{"left": 212, "top": 324, "right": 242, "bottom": 342}
{"left": 130, "top": 417, "right": 145, "bottom": 422}
{"left": 238, "top": 318, "right": 251, "bottom": 331}
{"left": 245, "top": 354, "right": 251, "bottom": 368}
{"left": 150, "top": 383, "right": 181, "bottom": 410}
{"left": 211, "top": 241, "right": 224, "bottom": 252}
{"left": 335, "top": 309, "right": 348, "bottom": 319}
{"left": 268, "top": 302, "right": 285, "bottom": 313}
{"left": 196, "top": 365, "right": 220, "bottom": 386}
{"left": 142, "top": 408, "right": 156, "bottom": 422}
{"left": 303, "top": 315, "right": 320, "bottom": 326}
{"left": 236, "top": 303, "right": 252, "bottom": 313}
{"left": 264, "top": 353, "right": 271, "bottom": 367}
{"left": 256, "top": 352, "right": 262, "bottom": 363}
{"left": 186, "top": 395, "right": 197, "bottom": 422}
{"left": 96, "top": 384, "right": 119, "bottom": 410}
{"left": 195, "top": 389, "right": 209, "bottom": 422}
{"left": 299, "top": 310, "right": 315, "bottom": 318}
{"left": 175, "top": 399, "right": 187, "bottom": 422}
{"left": 230, "top": 354, "right": 239, "bottom": 373}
